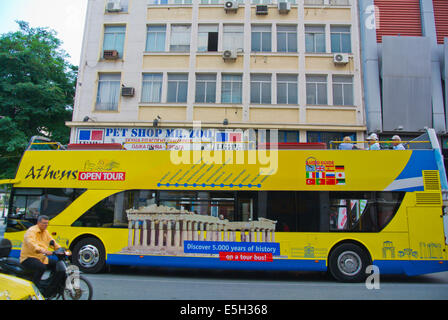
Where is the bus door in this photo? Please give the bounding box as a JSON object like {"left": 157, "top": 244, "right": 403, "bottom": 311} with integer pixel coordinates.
{"left": 407, "top": 207, "right": 446, "bottom": 266}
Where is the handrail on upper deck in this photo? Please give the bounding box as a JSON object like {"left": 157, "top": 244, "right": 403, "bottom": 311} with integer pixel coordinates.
{"left": 26, "top": 136, "right": 65, "bottom": 151}
{"left": 329, "top": 140, "right": 431, "bottom": 150}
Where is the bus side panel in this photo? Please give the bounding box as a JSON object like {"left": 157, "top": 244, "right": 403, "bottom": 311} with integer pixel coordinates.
{"left": 406, "top": 207, "right": 448, "bottom": 276}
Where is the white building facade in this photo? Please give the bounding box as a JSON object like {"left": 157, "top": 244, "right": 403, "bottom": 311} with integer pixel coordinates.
{"left": 68, "top": 0, "right": 366, "bottom": 149}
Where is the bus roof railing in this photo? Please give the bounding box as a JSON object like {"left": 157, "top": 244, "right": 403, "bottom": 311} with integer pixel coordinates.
{"left": 329, "top": 140, "right": 431, "bottom": 150}
{"left": 26, "top": 136, "right": 65, "bottom": 151}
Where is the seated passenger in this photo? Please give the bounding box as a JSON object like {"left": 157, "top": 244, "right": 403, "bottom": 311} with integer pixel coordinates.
{"left": 338, "top": 136, "right": 355, "bottom": 150}
{"left": 391, "top": 135, "right": 406, "bottom": 150}
{"left": 366, "top": 133, "right": 381, "bottom": 150}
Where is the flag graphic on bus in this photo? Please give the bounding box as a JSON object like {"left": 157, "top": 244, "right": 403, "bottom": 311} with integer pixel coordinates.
{"left": 305, "top": 162, "right": 345, "bottom": 186}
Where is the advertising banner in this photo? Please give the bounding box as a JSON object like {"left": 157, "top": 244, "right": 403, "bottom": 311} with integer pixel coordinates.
{"left": 74, "top": 127, "right": 256, "bottom": 151}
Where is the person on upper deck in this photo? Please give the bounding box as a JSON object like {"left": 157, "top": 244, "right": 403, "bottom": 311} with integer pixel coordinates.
{"left": 366, "top": 133, "right": 381, "bottom": 150}
{"left": 391, "top": 135, "right": 406, "bottom": 150}
{"left": 338, "top": 136, "right": 355, "bottom": 150}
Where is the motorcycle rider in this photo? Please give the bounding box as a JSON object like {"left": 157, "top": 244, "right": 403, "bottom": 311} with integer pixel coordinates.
{"left": 20, "top": 215, "right": 61, "bottom": 290}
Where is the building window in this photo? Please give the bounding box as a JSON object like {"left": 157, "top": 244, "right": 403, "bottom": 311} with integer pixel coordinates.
{"left": 148, "top": 0, "right": 168, "bottom": 4}
{"left": 142, "top": 73, "right": 163, "bottom": 103}
{"left": 96, "top": 73, "right": 121, "bottom": 111}
{"left": 149, "top": 0, "right": 192, "bottom": 3}
{"left": 277, "top": 25, "right": 297, "bottom": 53}
{"left": 277, "top": 74, "right": 298, "bottom": 105}
{"left": 167, "top": 73, "right": 188, "bottom": 103}
{"left": 251, "top": 74, "right": 271, "bottom": 104}
{"left": 200, "top": 0, "right": 220, "bottom": 3}
{"left": 307, "top": 131, "right": 355, "bottom": 148}
{"left": 278, "top": 130, "right": 300, "bottom": 143}
{"left": 198, "top": 25, "right": 219, "bottom": 52}
{"left": 103, "top": 25, "right": 126, "bottom": 58}
{"left": 331, "top": 26, "right": 351, "bottom": 53}
{"left": 305, "top": 25, "right": 325, "bottom": 53}
{"left": 306, "top": 75, "right": 327, "bottom": 105}
{"left": 195, "top": 74, "right": 216, "bottom": 103}
{"left": 170, "top": 25, "right": 191, "bottom": 52}
{"left": 223, "top": 25, "right": 244, "bottom": 52}
{"left": 146, "top": 25, "right": 166, "bottom": 52}
{"left": 333, "top": 75, "right": 353, "bottom": 106}
{"left": 251, "top": 25, "right": 272, "bottom": 52}
{"left": 222, "top": 74, "right": 242, "bottom": 104}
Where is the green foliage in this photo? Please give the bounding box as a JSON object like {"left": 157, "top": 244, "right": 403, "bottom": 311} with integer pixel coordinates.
{"left": 0, "top": 21, "right": 76, "bottom": 178}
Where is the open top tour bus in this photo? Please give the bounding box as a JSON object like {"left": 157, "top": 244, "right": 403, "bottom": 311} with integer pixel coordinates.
{"left": 2, "top": 129, "right": 448, "bottom": 282}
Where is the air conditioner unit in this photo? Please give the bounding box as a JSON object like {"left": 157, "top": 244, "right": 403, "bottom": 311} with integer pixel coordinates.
{"left": 333, "top": 53, "right": 349, "bottom": 64}
{"left": 256, "top": 5, "right": 268, "bottom": 15}
{"left": 224, "top": 1, "right": 238, "bottom": 12}
{"left": 278, "top": 2, "right": 291, "bottom": 13}
{"left": 103, "top": 50, "right": 119, "bottom": 60}
{"left": 222, "top": 49, "right": 237, "bottom": 61}
{"left": 106, "top": 0, "right": 122, "bottom": 12}
{"left": 121, "top": 87, "right": 135, "bottom": 97}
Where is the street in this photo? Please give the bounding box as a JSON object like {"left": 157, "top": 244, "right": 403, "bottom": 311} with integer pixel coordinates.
{"left": 85, "top": 265, "right": 448, "bottom": 300}
{"left": 3, "top": 221, "right": 448, "bottom": 302}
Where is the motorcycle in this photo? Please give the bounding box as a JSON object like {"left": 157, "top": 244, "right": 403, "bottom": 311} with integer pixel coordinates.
{"left": 0, "top": 238, "right": 93, "bottom": 300}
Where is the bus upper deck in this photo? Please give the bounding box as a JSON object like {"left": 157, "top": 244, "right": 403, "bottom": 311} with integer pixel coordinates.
{"left": 1, "top": 129, "right": 448, "bottom": 281}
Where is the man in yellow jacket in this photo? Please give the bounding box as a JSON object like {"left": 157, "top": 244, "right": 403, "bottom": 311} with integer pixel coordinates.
{"left": 20, "top": 215, "right": 61, "bottom": 286}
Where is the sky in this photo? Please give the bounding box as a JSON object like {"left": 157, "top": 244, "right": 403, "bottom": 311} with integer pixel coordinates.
{"left": 0, "top": 0, "right": 88, "bottom": 66}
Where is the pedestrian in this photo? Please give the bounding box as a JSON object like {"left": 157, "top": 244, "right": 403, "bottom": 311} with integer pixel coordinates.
{"left": 391, "top": 135, "right": 406, "bottom": 150}
{"left": 366, "top": 133, "right": 381, "bottom": 150}
{"left": 338, "top": 136, "right": 355, "bottom": 150}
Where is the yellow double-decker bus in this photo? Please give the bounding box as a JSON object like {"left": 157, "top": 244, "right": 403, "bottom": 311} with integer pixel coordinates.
{"left": 2, "top": 130, "right": 448, "bottom": 282}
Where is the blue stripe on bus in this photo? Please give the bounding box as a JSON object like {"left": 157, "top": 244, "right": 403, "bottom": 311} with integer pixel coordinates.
{"left": 106, "top": 254, "right": 327, "bottom": 272}
{"left": 9, "top": 249, "right": 448, "bottom": 276}
{"left": 396, "top": 150, "right": 438, "bottom": 180}
{"left": 374, "top": 260, "right": 448, "bottom": 276}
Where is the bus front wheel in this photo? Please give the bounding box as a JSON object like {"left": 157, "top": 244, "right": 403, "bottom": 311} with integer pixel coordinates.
{"left": 72, "top": 237, "right": 106, "bottom": 274}
{"left": 328, "top": 243, "right": 370, "bottom": 283}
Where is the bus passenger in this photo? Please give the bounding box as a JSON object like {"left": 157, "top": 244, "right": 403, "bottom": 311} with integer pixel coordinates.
{"left": 391, "top": 135, "right": 406, "bottom": 150}
{"left": 366, "top": 133, "right": 380, "bottom": 150}
{"left": 338, "top": 136, "right": 355, "bottom": 150}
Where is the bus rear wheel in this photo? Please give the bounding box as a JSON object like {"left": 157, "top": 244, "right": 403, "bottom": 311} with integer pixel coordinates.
{"left": 328, "top": 243, "right": 370, "bottom": 283}
{"left": 72, "top": 237, "right": 106, "bottom": 274}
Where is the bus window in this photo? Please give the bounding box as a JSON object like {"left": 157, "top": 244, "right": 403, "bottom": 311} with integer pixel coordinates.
{"left": 376, "top": 192, "right": 404, "bottom": 229}
{"left": 72, "top": 190, "right": 155, "bottom": 228}
{"left": 7, "top": 188, "right": 86, "bottom": 232}
{"left": 329, "top": 197, "right": 369, "bottom": 231}
{"left": 328, "top": 191, "right": 404, "bottom": 232}
{"left": 41, "top": 189, "right": 86, "bottom": 219}
{"left": 11, "top": 188, "right": 43, "bottom": 221}
{"left": 265, "top": 191, "right": 299, "bottom": 232}
{"left": 158, "top": 190, "right": 236, "bottom": 220}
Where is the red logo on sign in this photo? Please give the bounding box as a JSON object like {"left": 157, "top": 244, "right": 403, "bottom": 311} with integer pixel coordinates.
{"left": 219, "top": 252, "right": 273, "bottom": 262}
{"left": 78, "top": 172, "right": 126, "bottom": 181}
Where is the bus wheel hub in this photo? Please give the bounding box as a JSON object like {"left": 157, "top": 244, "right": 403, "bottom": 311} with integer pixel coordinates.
{"left": 338, "top": 251, "right": 361, "bottom": 276}
{"left": 78, "top": 245, "right": 100, "bottom": 268}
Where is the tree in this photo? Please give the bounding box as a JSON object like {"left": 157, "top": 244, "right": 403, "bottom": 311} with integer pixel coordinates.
{"left": 0, "top": 21, "right": 76, "bottom": 178}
